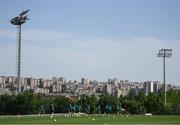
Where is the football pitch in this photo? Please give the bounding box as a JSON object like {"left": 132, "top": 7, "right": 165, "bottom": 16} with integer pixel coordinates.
{"left": 0, "top": 114, "right": 179, "bottom": 124}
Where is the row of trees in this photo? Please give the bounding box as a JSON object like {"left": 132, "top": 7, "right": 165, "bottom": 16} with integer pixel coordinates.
{"left": 78, "top": 90, "right": 180, "bottom": 115}
{"left": 0, "top": 89, "right": 179, "bottom": 115}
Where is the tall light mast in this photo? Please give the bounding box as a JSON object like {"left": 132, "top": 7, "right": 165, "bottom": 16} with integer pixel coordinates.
{"left": 157, "top": 48, "right": 172, "bottom": 106}
{"left": 10, "top": 9, "right": 29, "bottom": 93}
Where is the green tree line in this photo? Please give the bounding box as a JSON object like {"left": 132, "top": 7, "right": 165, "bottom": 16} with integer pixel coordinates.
{"left": 0, "top": 89, "right": 179, "bottom": 115}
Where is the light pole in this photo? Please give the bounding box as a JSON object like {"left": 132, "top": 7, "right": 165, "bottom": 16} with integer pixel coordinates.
{"left": 157, "top": 48, "right": 172, "bottom": 106}
{"left": 10, "top": 9, "right": 29, "bottom": 93}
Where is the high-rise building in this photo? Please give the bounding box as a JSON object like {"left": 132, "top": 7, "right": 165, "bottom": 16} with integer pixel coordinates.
{"left": 144, "top": 81, "right": 154, "bottom": 95}
{"left": 125, "top": 85, "right": 130, "bottom": 95}
{"left": 52, "top": 77, "right": 58, "bottom": 82}
{"left": 49, "top": 83, "right": 61, "bottom": 93}
{"left": 27, "top": 78, "right": 36, "bottom": 89}
{"left": 81, "top": 78, "right": 89, "bottom": 86}
{"left": 58, "top": 77, "right": 66, "bottom": 83}
{"left": 113, "top": 77, "right": 119, "bottom": 86}
{"left": 153, "top": 81, "right": 160, "bottom": 93}
{"left": 104, "top": 84, "right": 112, "bottom": 94}
{"left": 115, "top": 88, "right": 125, "bottom": 97}
{"left": 0, "top": 76, "right": 5, "bottom": 88}
{"left": 108, "top": 78, "right": 113, "bottom": 84}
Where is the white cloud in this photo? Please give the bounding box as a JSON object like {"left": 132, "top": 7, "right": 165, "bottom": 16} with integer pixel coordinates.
{"left": 0, "top": 29, "right": 179, "bottom": 84}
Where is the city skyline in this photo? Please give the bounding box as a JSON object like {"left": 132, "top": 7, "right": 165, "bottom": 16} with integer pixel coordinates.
{"left": 1, "top": 75, "right": 175, "bottom": 96}
{"left": 0, "top": 0, "right": 179, "bottom": 85}
{"left": 0, "top": 75, "right": 178, "bottom": 85}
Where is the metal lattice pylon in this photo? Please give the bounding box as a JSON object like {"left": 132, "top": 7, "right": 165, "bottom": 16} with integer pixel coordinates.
{"left": 10, "top": 9, "right": 29, "bottom": 93}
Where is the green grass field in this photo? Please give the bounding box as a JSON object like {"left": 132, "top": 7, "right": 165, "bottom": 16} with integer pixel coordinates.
{"left": 0, "top": 114, "right": 179, "bottom": 124}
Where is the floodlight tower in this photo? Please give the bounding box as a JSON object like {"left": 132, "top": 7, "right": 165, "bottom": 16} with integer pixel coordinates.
{"left": 10, "top": 9, "right": 29, "bottom": 93}
{"left": 157, "top": 48, "right": 172, "bottom": 106}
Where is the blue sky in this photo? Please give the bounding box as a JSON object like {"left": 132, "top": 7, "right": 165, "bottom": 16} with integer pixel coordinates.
{"left": 1, "top": 0, "right": 179, "bottom": 39}
{"left": 0, "top": 0, "right": 179, "bottom": 84}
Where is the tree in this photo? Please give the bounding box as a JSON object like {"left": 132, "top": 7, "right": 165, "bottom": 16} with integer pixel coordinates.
{"left": 121, "top": 99, "right": 138, "bottom": 114}
{"left": 15, "top": 92, "right": 35, "bottom": 114}
{"left": 89, "top": 95, "right": 97, "bottom": 114}
{"left": 145, "top": 93, "right": 164, "bottom": 115}
{"left": 0, "top": 90, "right": 179, "bottom": 115}
{"left": 54, "top": 96, "right": 71, "bottom": 113}
{"left": 98, "top": 94, "right": 111, "bottom": 113}
{"left": 0, "top": 94, "right": 12, "bottom": 115}
{"left": 174, "top": 103, "right": 180, "bottom": 115}
{"left": 79, "top": 94, "right": 88, "bottom": 113}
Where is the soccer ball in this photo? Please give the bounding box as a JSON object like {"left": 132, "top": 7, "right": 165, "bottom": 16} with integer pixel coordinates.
{"left": 54, "top": 119, "right": 56, "bottom": 122}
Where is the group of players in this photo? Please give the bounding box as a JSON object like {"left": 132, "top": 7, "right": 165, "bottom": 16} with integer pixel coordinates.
{"left": 38, "top": 103, "right": 129, "bottom": 115}
{"left": 38, "top": 103, "right": 144, "bottom": 122}
{"left": 38, "top": 104, "right": 55, "bottom": 120}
